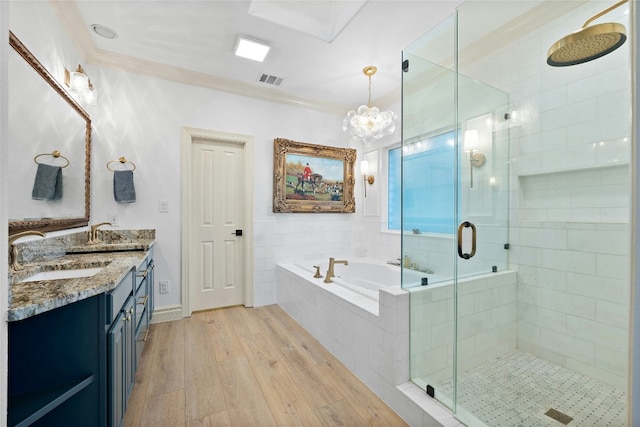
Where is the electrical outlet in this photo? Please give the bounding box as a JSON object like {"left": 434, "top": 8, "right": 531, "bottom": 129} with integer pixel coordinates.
{"left": 108, "top": 214, "right": 119, "bottom": 226}
{"left": 159, "top": 280, "right": 169, "bottom": 294}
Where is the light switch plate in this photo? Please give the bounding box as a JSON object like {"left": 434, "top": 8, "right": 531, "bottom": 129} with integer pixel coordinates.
{"left": 159, "top": 200, "right": 169, "bottom": 213}
{"left": 108, "top": 214, "right": 119, "bottom": 226}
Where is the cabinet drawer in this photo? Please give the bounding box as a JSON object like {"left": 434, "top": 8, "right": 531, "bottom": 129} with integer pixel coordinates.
{"left": 107, "top": 269, "right": 134, "bottom": 324}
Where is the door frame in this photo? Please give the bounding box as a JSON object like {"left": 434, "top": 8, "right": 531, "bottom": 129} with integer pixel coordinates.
{"left": 180, "top": 126, "right": 254, "bottom": 317}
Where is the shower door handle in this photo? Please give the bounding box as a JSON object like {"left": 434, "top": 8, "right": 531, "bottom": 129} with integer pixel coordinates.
{"left": 457, "top": 221, "right": 477, "bottom": 259}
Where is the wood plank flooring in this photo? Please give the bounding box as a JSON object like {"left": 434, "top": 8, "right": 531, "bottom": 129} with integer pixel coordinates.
{"left": 124, "top": 304, "right": 408, "bottom": 427}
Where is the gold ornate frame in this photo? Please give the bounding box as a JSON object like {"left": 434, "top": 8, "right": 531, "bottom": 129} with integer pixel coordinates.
{"left": 9, "top": 31, "right": 91, "bottom": 233}
{"left": 273, "top": 138, "right": 356, "bottom": 213}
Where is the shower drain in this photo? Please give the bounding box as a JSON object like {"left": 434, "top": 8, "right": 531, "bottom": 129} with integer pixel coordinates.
{"left": 544, "top": 408, "right": 573, "bottom": 425}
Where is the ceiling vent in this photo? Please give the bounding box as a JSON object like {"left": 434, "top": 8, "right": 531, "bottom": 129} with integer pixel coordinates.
{"left": 258, "top": 73, "right": 284, "bottom": 86}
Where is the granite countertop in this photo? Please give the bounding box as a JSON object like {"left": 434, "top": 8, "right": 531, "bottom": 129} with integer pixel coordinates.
{"left": 8, "top": 250, "right": 151, "bottom": 322}
{"left": 65, "top": 239, "right": 154, "bottom": 253}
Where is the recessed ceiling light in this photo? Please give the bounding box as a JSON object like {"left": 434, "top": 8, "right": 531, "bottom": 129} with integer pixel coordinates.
{"left": 90, "top": 24, "right": 118, "bottom": 39}
{"left": 234, "top": 36, "right": 270, "bottom": 62}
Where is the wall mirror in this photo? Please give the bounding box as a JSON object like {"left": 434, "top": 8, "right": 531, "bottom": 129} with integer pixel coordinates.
{"left": 8, "top": 31, "right": 91, "bottom": 233}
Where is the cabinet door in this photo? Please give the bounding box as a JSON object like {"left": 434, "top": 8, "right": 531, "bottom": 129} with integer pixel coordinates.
{"left": 108, "top": 296, "right": 134, "bottom": 427}
{"left": 124, "top": 296, "right": 135, "bottom": 403}
{"left": 108, "top": 309, "right": 126, "bottom": 427}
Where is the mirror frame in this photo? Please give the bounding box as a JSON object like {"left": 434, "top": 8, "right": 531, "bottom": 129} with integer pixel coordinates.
{"left": 8, "top": 31, "right": 91, "bottom": 234}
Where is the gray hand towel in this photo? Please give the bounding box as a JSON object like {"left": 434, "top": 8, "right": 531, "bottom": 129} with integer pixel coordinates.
{"left": 114, "top": 170, "right": 136, "bottom": 203}
{"left": 32, "top": 163, "right": 62, "bottom": 200}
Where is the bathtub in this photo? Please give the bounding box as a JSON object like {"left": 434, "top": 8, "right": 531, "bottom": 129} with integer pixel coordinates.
{"left": 277, "top": 258, "right": 518, "bottom": 426}
{"left": 288, "top": 258, "right": 447, "bottom": 313}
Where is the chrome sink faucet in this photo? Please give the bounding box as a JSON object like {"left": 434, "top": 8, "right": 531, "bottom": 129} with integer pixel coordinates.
{"left": 324, "top": 257, "right": 349, "bottom": 283}
{"left": 88, "top": 222, "right": 112, "bottom": 244}
{"left": 9, "top": 230, "right": 45, "bottom": 271}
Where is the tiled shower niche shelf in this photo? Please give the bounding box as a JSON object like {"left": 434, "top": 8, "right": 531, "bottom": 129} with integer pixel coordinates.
{"left": 516, "top": 164, "right": 629, "bottom": 223}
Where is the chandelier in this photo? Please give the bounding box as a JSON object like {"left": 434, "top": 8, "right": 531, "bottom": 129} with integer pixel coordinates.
{"left": 343, "top": 66, "right": 396, "bottom": 146}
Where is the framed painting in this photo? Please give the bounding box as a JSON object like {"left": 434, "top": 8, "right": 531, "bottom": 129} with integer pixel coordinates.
{"left": 273, "top": 138, "right": 356, "bottom": 213}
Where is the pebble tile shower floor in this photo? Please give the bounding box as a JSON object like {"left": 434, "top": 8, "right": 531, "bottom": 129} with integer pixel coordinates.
{"left": 436, "top": 350, "right": 626, "bottom": 426}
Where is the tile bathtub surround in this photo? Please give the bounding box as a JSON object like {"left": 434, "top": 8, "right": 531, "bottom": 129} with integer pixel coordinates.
{"left": 277, "top": 263, "right": 466, "bottom": 427}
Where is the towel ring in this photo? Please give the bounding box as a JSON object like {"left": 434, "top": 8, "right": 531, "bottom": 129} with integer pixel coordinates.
{"left": 107, "top": 156, "right": 136, "bottom": 172}
{"left": 34, "top": 150, "right": 70, "bottom": 168}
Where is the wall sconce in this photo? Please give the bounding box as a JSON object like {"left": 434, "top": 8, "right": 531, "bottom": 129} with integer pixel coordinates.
{"left": 464, "top": 129, "right": 486, "bottom": 188}
{"left": 361, "top": 160, "right": 374, "bottom": 197}
{"left": 64, "top": 64, "right": 96, "bottom": 106}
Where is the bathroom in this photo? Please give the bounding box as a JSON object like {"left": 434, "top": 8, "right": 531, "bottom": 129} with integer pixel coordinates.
{"left": 1, "top": 0, "right": 639, "bottom": 426}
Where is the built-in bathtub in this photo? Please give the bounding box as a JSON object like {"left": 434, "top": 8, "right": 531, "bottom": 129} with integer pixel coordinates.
{"left": 291, "top": 258, "right": 446, "bottom": 314}
{"left": 277, "top": 258, "right": 517, "bottom": 426}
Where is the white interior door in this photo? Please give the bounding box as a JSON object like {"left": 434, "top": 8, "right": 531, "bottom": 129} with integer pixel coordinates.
{"left": 189, "top": 139, "right": 244, "bottom": 311}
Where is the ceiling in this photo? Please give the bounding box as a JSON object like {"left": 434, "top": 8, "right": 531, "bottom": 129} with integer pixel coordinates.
{"left": 50, "top": 0, "right": 466, "bottom": 114}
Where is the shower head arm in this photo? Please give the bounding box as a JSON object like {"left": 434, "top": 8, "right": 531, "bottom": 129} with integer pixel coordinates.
{"left": 582, "top": 0, "right": 628, "bottom": 28}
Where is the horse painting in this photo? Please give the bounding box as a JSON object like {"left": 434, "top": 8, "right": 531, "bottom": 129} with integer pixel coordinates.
{"left": 295, "top": 173, "right": 323, "bottom": 193}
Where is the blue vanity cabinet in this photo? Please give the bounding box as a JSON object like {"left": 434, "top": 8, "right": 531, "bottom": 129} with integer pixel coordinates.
{"left": 107, "top": 268, "right": 135, "bottom": 427}
{"left": 8, "top": 247, "right": 155, "bottom": 427}
{"left": 8, "top": 294, "right": 107, "bottom": 427}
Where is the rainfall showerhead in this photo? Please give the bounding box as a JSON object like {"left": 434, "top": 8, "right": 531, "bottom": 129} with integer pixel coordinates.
{"left": 547, "top": 0, "right": 628, "bottom": 67}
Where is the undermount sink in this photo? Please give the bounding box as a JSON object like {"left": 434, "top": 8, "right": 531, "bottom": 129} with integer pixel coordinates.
{"left": 22, "top": 267, "right": 103, "bottom": 282}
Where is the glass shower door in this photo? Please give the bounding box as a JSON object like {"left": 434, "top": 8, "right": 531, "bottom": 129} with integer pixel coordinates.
{"left": 402, "top": 9, "right": 510, "bottom": 422}
{"left": 453, "top": 72, "right": 511, "bottom": 427}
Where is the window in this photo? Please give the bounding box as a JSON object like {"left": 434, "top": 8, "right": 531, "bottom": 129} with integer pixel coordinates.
{"left": 388, "top": 130, "right": 457, "bottom": 234}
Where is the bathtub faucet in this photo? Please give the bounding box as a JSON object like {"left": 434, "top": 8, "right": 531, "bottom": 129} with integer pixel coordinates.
{"left": 324, "top": 257, "right": 349, "bottom": 283}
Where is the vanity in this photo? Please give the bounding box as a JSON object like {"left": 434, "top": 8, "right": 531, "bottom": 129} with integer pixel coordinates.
{"left": 7, "top": 230, "right": 155, "bottom": 427}
{"left": 6, "top": 29, "right": 155, "bottom": 427}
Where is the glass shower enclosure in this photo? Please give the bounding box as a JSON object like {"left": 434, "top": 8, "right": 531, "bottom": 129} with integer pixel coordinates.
{"left": 402, "top": 1, "right": 631, "bottom": 426}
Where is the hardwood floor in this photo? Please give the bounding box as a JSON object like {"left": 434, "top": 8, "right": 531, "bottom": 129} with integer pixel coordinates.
{"left": 124, "top": 304, "right": 409, "bottom": 427}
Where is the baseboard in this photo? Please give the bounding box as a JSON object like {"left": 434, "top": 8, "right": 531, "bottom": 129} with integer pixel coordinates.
{"left": 150, "top": 304, "right": 183, "bottom": 324}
